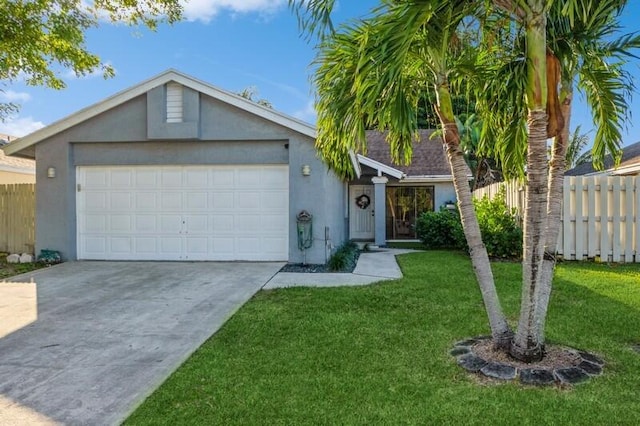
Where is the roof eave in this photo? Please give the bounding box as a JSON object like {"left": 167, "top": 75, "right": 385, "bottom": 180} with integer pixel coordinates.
{"left": 3, "top": 69, "right": 317, "bottom": 157}
{"left": 356, "top": 154, "right": 405, "bottom": 180}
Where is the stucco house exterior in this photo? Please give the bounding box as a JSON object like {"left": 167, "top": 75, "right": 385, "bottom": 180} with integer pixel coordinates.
{"left": 3, "top": 70, "right": 459, "bottom": 263}
{"left": 0, "top": 134, "right": 36, "bottom": 184}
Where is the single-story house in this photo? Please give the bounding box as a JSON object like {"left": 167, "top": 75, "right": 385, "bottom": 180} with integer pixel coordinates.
{"left": 3, "top": 70, "right": 457, "bottom": 263}
{"left": 0, "top": 134, "right": 36, "bottom": 184}
{"left": 566, "top": 141, "right": 640, "bottom": 176}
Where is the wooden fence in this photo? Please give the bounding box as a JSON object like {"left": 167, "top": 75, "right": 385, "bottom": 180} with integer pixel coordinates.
{"left": 0, "top": 184, "right": 35, "bottom": 254}
{"left": 473, "top": 176, "right": 640, "bottom": 263}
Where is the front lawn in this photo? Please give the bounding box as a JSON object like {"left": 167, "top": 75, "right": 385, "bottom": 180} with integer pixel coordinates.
{"left": 126, "top": 251, "right": 640, "bottom": 425}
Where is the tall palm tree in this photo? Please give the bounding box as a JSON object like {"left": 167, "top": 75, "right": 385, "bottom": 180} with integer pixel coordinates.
{"left": 309, "top": 0, "right": 513, "bottom": 348}
{"left": 477, "top": 0, "right": 638, "bottom": 360}
{"left": 291, "top": 0, "right": 638, "bottom": 362}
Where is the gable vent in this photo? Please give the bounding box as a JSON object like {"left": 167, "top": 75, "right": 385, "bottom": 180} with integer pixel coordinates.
{"left": 166, "top": 82, "right": 183, "bottom": 123}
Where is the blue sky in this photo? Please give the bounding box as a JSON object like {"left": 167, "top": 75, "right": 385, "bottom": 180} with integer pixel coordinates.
{"left": 1, "top": 0, "right": 639, "bottom": 149}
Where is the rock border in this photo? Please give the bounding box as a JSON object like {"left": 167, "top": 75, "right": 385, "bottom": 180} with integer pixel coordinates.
{"left": 451, "top": 336, "right": 604, "bottom": 386}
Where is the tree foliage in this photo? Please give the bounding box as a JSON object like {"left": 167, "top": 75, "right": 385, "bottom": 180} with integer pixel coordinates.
{"left": 0, "top": 0, "right": 182, "bottom": 119}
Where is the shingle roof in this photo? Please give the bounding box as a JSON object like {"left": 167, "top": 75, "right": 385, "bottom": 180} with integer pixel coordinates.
{"left": 565, "top": 141, "right": 640, "bottom": 176}
{"left": 0, "top": 149, "right": 35, "bottom": 171}
{"left": 0, "top": 134, "right": 35, "bottom": 172}
{"left": 364, "top": 129, "right": 452, "bottom": 176}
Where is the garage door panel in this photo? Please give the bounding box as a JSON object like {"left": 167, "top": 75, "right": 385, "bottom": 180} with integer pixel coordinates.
{"left": 85, "top": 192, "right": 107, "bottom": 210}
{"left": 78, "top": 165, "right": 288, "bottom": 261}
{"left": 185, "top": 192, "right": 208, "bottom": 210}
{"left": 135, "top": 215, "right": 157, "bottom": 232}
{"left": 110, "top": 192, "right": 132, "bottom": 210}
{"left": 159, "top": 215, "right": 182, "bottom": 233}
{"left": 160, "top": 192, "right": 182, "bottom": 209}
{"left": 135, "top": 192, "right": 158, "bottom": 210}
{"left": 135, "top": 169, "right": 159, "bottom": 188}
{"left": 110, "top": 215, "right": 132, "bottom": 232}
{"left": 110, "top": 237, "right": 132, "bottom": 254}
{"left": 161, "top": 169, "right": 183, "bottom": 187}
{"left": 160, "top": 237, "right": 182, "bottom": 254}
{"left": 185, "top": 169, "right": 209, "bottom": 188}
{"left": 85, "top": 214, "right": 107, "bottom": 233}
{"left": 135, "top": 237, "right": 158, "bottom": 253}
{"left": 83, "top": 237, "right": 106, "bottom": 255}
{"left": 237, "top": 191, "right": 262, "bottom": 209}
{"left": 84, "top": 169, "right": 108, "bottom": 188}
{"left": 211, "top": 192, "right": 234, "bottom": 209}
{"left": 110, "top": 169, "right": 133, "bottom": 188}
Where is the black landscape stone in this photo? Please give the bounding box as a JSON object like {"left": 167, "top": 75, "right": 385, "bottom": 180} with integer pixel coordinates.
{"left": 457, "top": 354, "right": 488, "bottom": 372}
{"left": 578, "top": 360, "right": 603, "bottom": 376}
{"left": 632, "top": 344, "right": 640, "bottom": 354}
{"left": 449, "top": 347, "right": 470, "bottom": 356}
{"left": 578, "top": 351, "right": 604, "bottom": 366}
{"left": 454, "top": 338, "right": 478, "bottom": 347}
{"left": 480, "top": 362, "right": 517, "bottom": 380}
{"left": 555, "top": 367, "right": 590, "bottom": 384}
{"left": 520, "top": 368, "right": 556, "bottom": 386}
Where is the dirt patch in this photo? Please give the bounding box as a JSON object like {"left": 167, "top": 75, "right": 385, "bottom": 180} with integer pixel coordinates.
{"left": 473, "top": 339, "right": 581, "bottom": 370}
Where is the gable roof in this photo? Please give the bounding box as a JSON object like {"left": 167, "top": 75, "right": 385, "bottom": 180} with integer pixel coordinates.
{"left": 2, "top": 69, "right": 317, "bottom": 158}
{"left": 566, "top": 141, "right": 640, "bottom": 176}
{"left": 361, "top": 129, "right": 453, "bottom": 178}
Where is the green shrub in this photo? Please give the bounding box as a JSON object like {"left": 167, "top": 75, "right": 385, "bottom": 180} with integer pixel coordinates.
{"left": 474, "top": 189, "right": 522, "bottom": 259}
{"left": 416, "top": 208, "right": 465, "bottom": 249}
{"left": 415, "top": 189, "right": 522, "bottom": 259}
{"left": 328, "top": 240, "right": 359, "bottom": 272}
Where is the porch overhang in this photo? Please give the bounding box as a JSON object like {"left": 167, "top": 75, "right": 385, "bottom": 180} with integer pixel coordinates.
{"left": 355, "top": 154, "right": 406, "bottom": 180}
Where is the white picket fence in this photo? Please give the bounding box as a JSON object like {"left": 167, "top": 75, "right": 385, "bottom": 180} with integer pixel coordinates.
{"left": 473, "top": 176, "right": 640, "bottom": 263}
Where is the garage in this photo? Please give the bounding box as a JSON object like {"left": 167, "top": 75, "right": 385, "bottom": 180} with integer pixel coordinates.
{"left": 76, "top": 165, "right": 289, "bottom": 261}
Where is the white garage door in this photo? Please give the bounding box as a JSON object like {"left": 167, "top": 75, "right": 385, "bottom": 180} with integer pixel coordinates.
{"left": 76, "top": 165, "right": 289, "bottom": 261}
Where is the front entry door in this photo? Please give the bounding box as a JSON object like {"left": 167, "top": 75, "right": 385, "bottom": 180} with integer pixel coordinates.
{"left": 349, "top": 185, "right": 375, "bottom": 240}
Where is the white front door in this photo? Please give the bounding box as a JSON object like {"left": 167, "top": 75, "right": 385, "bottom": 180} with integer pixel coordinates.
{"left": 76, "top": 165, "right": 289, "bottom": 261}
{"left": 349, "top": 185, "right": 375, "bottom": 240}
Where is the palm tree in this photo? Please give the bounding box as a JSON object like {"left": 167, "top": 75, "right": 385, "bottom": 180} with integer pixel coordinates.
{"left": 290, "top": 0, "right": 638, "bottom": 362}
{"left": 477, "top": 0, "right": 638, "bottom": 360}
{"left": 564, "top": 126, "right": 592, "bottom": 170}
{"left": 307, "top": 0, "right": 514, "bottom": 348}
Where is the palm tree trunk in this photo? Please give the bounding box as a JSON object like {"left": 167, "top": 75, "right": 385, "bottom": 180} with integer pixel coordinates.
{"left": 435, "top": 77, "right": 513, "bottom": 349}
{"left": 534, "top": 86, "right": 572, "bottom": 344}
{"left": 511, "top": 1, "right": 548, "bottom": 362}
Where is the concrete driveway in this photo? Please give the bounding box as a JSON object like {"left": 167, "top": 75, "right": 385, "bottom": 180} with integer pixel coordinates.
{"left": 0, "top": 261, "right": 283, "bottom": 425}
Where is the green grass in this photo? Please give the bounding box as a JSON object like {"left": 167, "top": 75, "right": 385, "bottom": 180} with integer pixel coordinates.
{"left": 126, "top": 252, "right": 640, "bottom": 425}
{"left": 385, "top": 241, "right": 426, "bottom": 250}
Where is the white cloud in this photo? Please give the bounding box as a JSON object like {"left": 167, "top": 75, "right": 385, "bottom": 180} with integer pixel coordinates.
{"left": 0, "top": 116, "right": 46, "bottom": 138}
{"left": 182, "top": 0, "right": 286, "bottom": 23}
{"left": 0, "top": 90, "right": 32, "bottom": 103}
{"left": 292, "top": 99, "right": 316, "bottom": 124}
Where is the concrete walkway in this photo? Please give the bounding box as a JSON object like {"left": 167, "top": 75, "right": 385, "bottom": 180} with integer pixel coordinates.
{"left": 264, "top": 248, "right": 415, "bottom": 289}
{"left": 0, "top": 261, "right": 283, "bottom": 426}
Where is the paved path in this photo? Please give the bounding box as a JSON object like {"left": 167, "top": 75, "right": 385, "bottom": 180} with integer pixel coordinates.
{"left": 0, "top": 261, "right": 283, "bottom": 425}
{"left": 264, "top": 248, "right": 415, "bottom": 288}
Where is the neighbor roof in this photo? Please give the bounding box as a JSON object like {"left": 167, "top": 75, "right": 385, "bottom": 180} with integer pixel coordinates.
{"left": 2, "top": 69, "right": 317, "bottom": 159}
{"left": 0, "top": 149, "right": 35, "bottom": 173}
{"left": 362, "top": 129, "right": 453, "bottom": 177}
{"left": 566, "top": 141, "right": 640, "bottom": 176}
